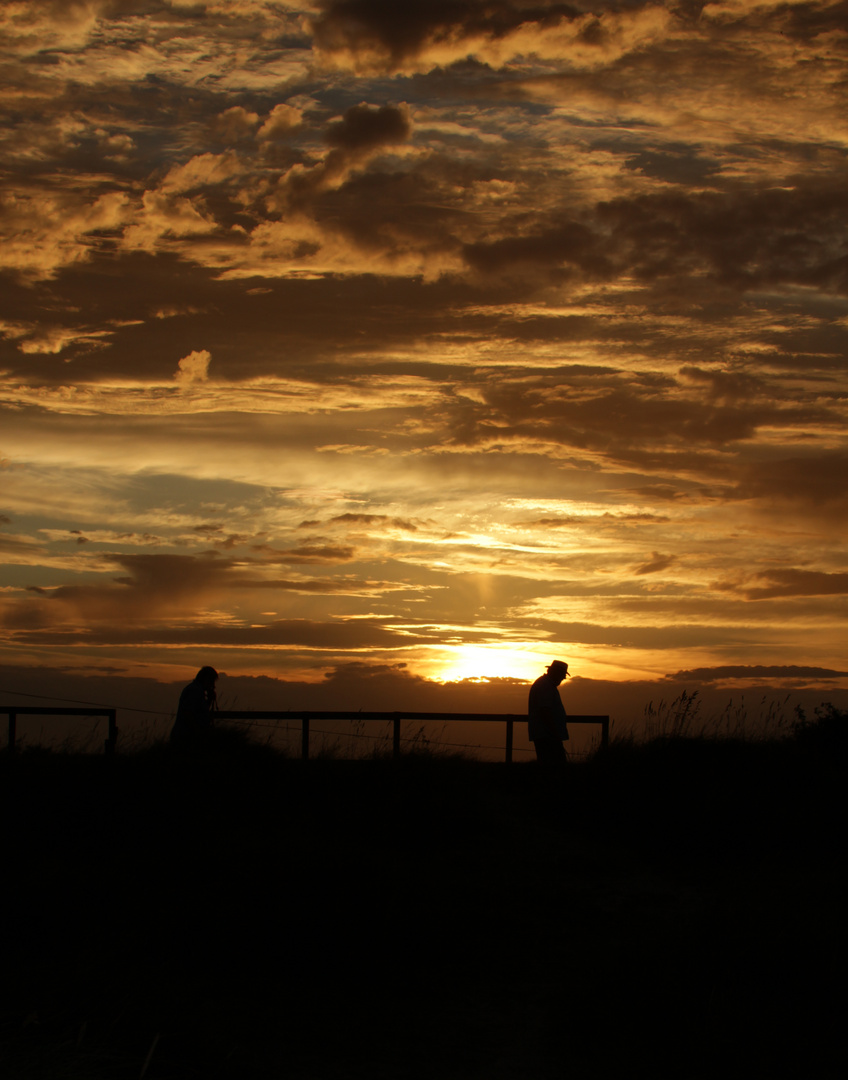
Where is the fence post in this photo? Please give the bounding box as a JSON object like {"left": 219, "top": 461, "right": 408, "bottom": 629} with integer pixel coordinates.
{"left": 105, "top": 710, "right": 118, "bottom": 755}
{"left": 601, "top": 717, "right": 609, "bottom": 749}
{"left": 301, "top": 716, "right": 310, "bottom": 760}
{"left": 505, "top": 718, "right": 513, "bottom": 765}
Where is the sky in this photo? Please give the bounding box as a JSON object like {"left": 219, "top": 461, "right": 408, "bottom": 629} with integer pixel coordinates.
{"left": 1, "top": 0, "right": 847, "bottom": 737}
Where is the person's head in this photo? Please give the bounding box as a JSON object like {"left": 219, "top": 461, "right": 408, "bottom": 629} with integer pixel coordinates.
{"left": 546, "top": 660, "right": 569, "bottom": 685}
{"left": 196, "top": 666, "right": 218, "bottom": 688}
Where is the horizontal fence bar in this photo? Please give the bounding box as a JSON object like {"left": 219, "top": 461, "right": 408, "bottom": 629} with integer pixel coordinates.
{"left": 215, "top": 711, "right": 607, "bottom": 724}
{"left": 1, "top": 707, "right": 118, "bottom": 756}
{"left": 215, "top": 711, "right": 609, "bottom": 763}
{"left": 2, "top": 706, "right": 608, "bottom": 763}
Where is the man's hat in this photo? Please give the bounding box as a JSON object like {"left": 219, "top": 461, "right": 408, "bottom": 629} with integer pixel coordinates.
{"left": 547, "top": 660, "right": 569, "bottom": 677}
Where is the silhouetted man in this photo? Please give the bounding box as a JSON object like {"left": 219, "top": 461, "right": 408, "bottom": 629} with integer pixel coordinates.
{"left": 170, "top": 666, "right": 218, "bottom": 749}
{"left": 528, "top": 660, "right": 569, "bottom": 765}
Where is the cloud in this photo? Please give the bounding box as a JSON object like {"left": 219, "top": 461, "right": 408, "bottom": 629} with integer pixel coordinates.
{"left": 726, "top": 569, "right": 848, "bottom": 600}
{"left": 234, "top": 575, "right": 399, "bottom": 596}
{"left": 257, "top": 103, "right": 304, "bottom": 142}
{"left": 0, "top": 320, "right": 117, "bottom": 355}
{"left": 211, "top": 106, "right": 260, "bottom": 145}
{"left": 735, "top": 451, "right": 848, "bottom": 521}
{"left": 0, "top": 189, "right": 130, "bottom": 281}
{"left": 678, "top": 366, "right": 770, "bottom": 403}
{"left": 120, "top": 159, "right": 238, "bottom": 254}
{"left": 159, "top": 152, "right": 245, "bottom": 196}
{"left": 0, "top": 530, "right": 45, "bottom": 557}
{"left": 271, "top": 102, "right": 413, "bottom": 213}
{"left": 9, "top": 617, "right": 435, "bottom": 651}
{"left": 667, "top": 665, "right": 848, "bottom": 683}
{"left": 326, "top": 101, "right": 412, "bottom": 152}
{"left": 325, "top": 513, "right": 419, "bottom": 531}
{"left": 633, "top": 552, "right": 675, "bottom": 576}
{"left": 251, "top": 543, "right": 358, "bottom": 565}
{"left": 0, "top": 0, "right": 105, "bottom": 50}
{"left": 175, "top": 349, "right": 212, "bottom": 385}
{"left": 462, "top": 180, "right": 848, "bottom": 295}
{"left": 628, "top": 485, "right": 686, "bottom": 503}
{"left": 1, "top": 552, "right": 237, "bottom": 628}
{"left": 309, "top": 1, "right": 673, "bottom": 74}
{"left": 434, "top": 370, "right": 835, "bottom": 483}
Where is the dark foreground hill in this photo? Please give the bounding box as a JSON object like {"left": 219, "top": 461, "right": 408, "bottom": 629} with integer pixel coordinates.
{"left": 2, "top": 715, "right": 845, "bottom": 1079}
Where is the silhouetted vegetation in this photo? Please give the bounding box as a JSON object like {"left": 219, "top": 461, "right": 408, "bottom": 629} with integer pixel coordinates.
{"left": 2, "top": 710, "right": 844, "bottom": 1079}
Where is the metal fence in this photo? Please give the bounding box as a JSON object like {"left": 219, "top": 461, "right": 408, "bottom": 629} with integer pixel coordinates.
{"left": 216, "top": 710, "right": 610, "bottom": 763}
{"left": 2, "top": 706, "right": 118, "bottom": 755}
{"left": 2, "top": 705, "right": 608, "bottom": 762}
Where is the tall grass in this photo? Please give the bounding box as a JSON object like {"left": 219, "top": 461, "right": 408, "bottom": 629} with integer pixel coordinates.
{"left": 639, "top": 689, "right": 800, "bottom": 742}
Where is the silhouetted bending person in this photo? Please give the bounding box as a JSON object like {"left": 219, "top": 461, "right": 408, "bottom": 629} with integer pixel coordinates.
{"left": 528, "top": 660, "right": 569, "bottom": 765}
{"left": 170, "top": 666, "right": 218, "bottom": 750}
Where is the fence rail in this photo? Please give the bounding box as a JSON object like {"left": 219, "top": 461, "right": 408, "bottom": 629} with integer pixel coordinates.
{"left": 2, "top": 706, "right": 608, "bottom": 762}
{"left": 1, "top": 707, "right": 118, "bottom": 755}
{"left": 216, "top": 710, "right": 609, "bottom": 763}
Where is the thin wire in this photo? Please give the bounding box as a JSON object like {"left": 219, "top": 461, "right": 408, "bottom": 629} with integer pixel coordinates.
{"left": 227, "top": 717, "right": 539, "bottom": 756}
{"left": 0, "top": 686, "right": 171, "bottom": 717}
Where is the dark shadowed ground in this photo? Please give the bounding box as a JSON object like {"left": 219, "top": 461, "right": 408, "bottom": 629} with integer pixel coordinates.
{"left": 2, "top": 715, "right": 844, "bottom": 1079}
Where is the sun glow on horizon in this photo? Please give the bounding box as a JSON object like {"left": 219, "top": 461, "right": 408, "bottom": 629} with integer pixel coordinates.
{"left": 429, "top": 639, "right": 574, "bottom": 682}
{"left": 431, "top": 645, "right": 553, "bottom": 685}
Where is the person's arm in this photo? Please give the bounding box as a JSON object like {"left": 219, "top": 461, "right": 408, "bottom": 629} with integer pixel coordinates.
{"left": 543, "top": 707, "right": 560, "bottom": 738}
{"left": 539, "top": 682, "right": 561, "bottom": 738}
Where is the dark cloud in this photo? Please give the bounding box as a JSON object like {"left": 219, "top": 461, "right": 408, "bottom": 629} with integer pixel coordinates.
{"left": 678, "top": 366, "right": 770, "bottom": 403}
{"left": 326, "top": 102, "right": 412, "bottom": 151}
{"left": 311, "top": 0, "right": 582, "bottom": 68}
{"left": 733, "top": 569, "right": 848, "bottom": 601}
{"left": 524, "top": 516, "right": 584, "bottom": 527}
{"left": 327, "top": 513, "right": 419, "bottom": 530}
{"left": 440, "top": 374, "right": 837, "bottom": 472}
{"left": 0, "top": 552, "right": 235, "bottom": 628}
{"left": 8, "top": 617, "right": 438, "bottom": 650}
{"left": 720, "top": 0, "right": 848, "bottom": 42}
{"left": 304, "top": 162, "right": 468, "bottom": 261}
{"left": 110, "top": 552, "right": 233, "bottom": 592}
{"left": 274, "top": 103, "right": 413, "bottom": 212}
{"left": 633, "top": 552, "right": 675, "bottom": 576}
{"left": 667, "top": 665, "right": 848, "bottom": 684}
{"left": 625, "top": 145, "right": 720, "bottom": 186}
{"left": 735, "top": 451, "right": 848, "bottom": 519}
{"left": 463, "top": 219, "right": 612, "bottom": 283}
{"left": 252, "top": 544, "right": 358, "bottom": 565}
{"left": 234, "top": 576, "right": 395, "bottom": 595}
{"left": 627, "top": 485, "right": 687, "bottom": 502}
{"left": 0, "top": 532, "right": 44, "bottom": 555}
{"left": 463, "top": 181, "right": 848, "bottom": 295}
{"left": 323, "top": 659, "right": 422, "bottom": 685}
{"left": 596, "top": 182, "right": 848, "bottom": 294}
{"left": 523, "top": 512, "right": 671, "bottom": 529}
{"left": 523, "top": 619, "right": 759, "bottom": 651}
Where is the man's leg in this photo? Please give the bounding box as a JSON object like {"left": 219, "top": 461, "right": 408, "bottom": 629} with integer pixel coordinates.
{"left": 532, "top": 738, "right": 567, "bottom": 765}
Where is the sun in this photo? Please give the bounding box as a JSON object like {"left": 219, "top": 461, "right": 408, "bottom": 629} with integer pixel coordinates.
{"left": 431, "top": 645, "right": 544, "bottom": 684}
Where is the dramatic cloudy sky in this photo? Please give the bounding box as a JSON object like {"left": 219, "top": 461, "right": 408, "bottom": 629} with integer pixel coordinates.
{"left": 2, "top": 0, "right": 847, "bottom": 717}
